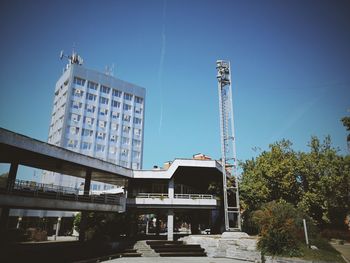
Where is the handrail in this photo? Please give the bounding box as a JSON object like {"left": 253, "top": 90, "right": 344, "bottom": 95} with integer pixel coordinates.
{"left": 2, "top": 179, "right": 123, "bottom": 205}
{"left": 135, "top": 193, "right": 214, "bottom": 199}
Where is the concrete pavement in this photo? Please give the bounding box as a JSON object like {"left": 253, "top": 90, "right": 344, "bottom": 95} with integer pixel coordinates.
{"left": 331, "top": 242, "right": 350, "bottom": 263}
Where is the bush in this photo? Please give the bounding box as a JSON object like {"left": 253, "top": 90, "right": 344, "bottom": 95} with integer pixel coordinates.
{"left": 320, "top": 228, "right": 350, "bottom": 241}
{"left": 252, "top": 200, "right": 304, "bottom": 256}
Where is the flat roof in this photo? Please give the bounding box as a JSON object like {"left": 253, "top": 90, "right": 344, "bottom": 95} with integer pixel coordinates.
{"left": 0, "top": 128, "right": 132, "bottom": 185}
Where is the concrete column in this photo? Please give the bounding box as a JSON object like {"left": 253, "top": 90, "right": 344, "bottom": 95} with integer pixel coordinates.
{"left": 83, "top": 170, "right": 92, "bottom": 196}
{"left": 54, "top": 217, "right": 62, "bottom": 240}
{"left": 79, "top": 170, "right": 92, "bottom": 242}
{"left": 168, "top": 178, "right": 174, "bottom": 199}
{"left": 16, "top": 217, "right": 22, "bottom": 229}
{"left": 167, "top": 209, "right": 174, "bottom": 241}
{"left": 6, "top": 162, "right": 18, "bottom": 191}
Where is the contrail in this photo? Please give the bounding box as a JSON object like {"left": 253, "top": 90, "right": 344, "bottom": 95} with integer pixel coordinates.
{"left": 158, "top": 0, "right": 167, "bottom": 134}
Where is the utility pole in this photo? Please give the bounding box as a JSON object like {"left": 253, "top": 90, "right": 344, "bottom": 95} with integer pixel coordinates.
{"left": 216, "top": 60, "right": 241, "bottom": 231}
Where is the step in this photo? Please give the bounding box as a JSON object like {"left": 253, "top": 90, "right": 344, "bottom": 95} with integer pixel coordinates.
{"left": 122, "top": 249, "right": 137, "bottom": 253}
{"left": 153, "top": 247, "right": 205, "bottom": 253}
{"left": 146, "top": 240, "right": 183, "bottom": 245}
{"left": 148, "top": 244, "right": 202, "bottom": 249}
{"left": 159, "top": 252, "right": 206, "bottom": 257}
{"left": 120, "top": 252, "right": 142, "bottom": 257}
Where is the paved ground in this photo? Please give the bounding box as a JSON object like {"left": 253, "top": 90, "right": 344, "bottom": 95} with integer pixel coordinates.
{"left": 108, "top": 257, "right": 247, "bottom": 263}
{"left": 331, "top": 242, "right": 350, "bottom": 263}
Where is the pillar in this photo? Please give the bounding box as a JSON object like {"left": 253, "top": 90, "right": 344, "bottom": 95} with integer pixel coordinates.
{"left": 16, "top": 217, "right": 22, "bottom": 229}
{"left": 167, "top": 209, "right": 174, "bottom": 241}
{"left": 0, "top": 163, "right": 18, "bottom": 233}
{"left": 79, "top": 170, "right": 92, "bottom": 242}
{"left": 168, "top": 178, "right": 174, "bottom": 199}
{"left": 6, "top": 162, "right": 18, "bottom": 192}
{"left": 54, "top": 217, "right": 61, "bottom": 241}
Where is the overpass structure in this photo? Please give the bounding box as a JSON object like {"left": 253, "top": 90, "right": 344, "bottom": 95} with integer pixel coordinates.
{"left": 0, "top": 128, "right": 224, "bottom": 241}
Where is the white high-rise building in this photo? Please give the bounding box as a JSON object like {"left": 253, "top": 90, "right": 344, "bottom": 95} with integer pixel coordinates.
{"left": 42, "top": 54, "right": 145, "bottom": 190}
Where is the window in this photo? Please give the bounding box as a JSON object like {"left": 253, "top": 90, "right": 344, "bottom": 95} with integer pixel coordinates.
{"left": 111, "top": 112, "right": 120, "bottom": 119}
{"left": 123, "top": 104, "right": 132, "bottom": 111}
{"left": 86, "top": 93, "right": 97, "bottom": 101}
{"left": 110, "top": 134, "right": 117, "bottom": 142}
{"left": 112, "top": 89, "right": 121, "bottom": 97}
{"left": 87, "top": 81, "right": 98, "bottom": 90}
{"left": 71, "top": 114, "right": 80, "bottom": 122}
{"left": 111, "top": 122, "right": 118, "bottom": 131}
{"left": 99, "top": 108, "right": 108, "bottom": 116}
{"left": 81, "top": 142, "right": 91, "bottom": 150}
{"left": 134, "top": 128, "right": 141, "bottom": 136}
{"left": 72, "top": 101, "right": 82, "bottom": 109}
{"left": 124, "top": 93, "right": 133, "bottom": 101}
{"left": 133, "top": 117, "right": 142, "bottom": 125}
{"left": 133, "top": 139, "right": 141, "bottom": 148}
{"left": 99, "top": 96, "right": 109, "bottom": 105}
{"left": 82, "top": 128, "right": 93, "bottom": 136}
{"left": 69, "top": 126, "right": 79, "bottom": 135}
{"left": 99, "top": 120, "right": 106, "bottom": 128}
{"left": 74, "top": 77, "right": 85, "bottom": 86}
{"left": 135, "top": 96, "right": 143, "bottom": 104}
{"left": 67, "top": 139, "right": 78, "bottom": 148}
{"left": 73, "top": 88, "right": 83, "bottom": 97}
{"left": 122, "top": 114, "right": 131, "bottom": 122}
{"left": 109, "top": 146, "right": 116, "bottom": 154}
{"left": 122, "top": 125, "right": 130, "bottom": 134}
{"left": 132, "top": 150, "right": 140, "bottom": 159}
{"left": 132, "top": 162, "right": 140, "bottom": 169}
{"left": 101, "top": 85, "right": 110, "bottom": 94}
{"left": 135, "top": 107, "right": 142, "bottom": 114}
{"left": 96, "top": 144, "right": 105, "bottom": 152}
{"left": 121, "top": 149, "right": 129, "bottom": 157}
{"left": 84, "top": 117, "right": 94, "bottom": 126}
{"left": 120, "top": 161, "right": 128, "bottom": 167}
{"left": 96, "top": 132, "right": 106, "bottom": 140}
{"left": 85, "top": 104, "right": 95, "bottom": 113}
{"left": 113, "top": 101, "right": 121, "bottom": 109}
{"left": 122, "top": 137, "right": 130, "bottom": 145}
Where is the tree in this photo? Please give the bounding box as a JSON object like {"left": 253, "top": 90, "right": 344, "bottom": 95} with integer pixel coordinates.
{"left": 240, "top": 136, "right": 350, "bottom": 230}
{"left": 341, "top": 116, "right": 350, "bottom": 151}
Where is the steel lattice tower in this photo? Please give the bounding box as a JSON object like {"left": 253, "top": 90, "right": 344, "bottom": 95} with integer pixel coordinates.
{"left": 216, "top": 60, "right": 241, "bottom": 231}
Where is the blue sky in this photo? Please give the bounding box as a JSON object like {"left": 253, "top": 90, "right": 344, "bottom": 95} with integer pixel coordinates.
{"left": 0, "top": 0, "right": 349, "bottom": 178}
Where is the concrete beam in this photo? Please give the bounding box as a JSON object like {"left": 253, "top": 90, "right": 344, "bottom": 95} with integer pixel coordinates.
{"left": 0, "top": 193, "right": 124, "bottom": 212}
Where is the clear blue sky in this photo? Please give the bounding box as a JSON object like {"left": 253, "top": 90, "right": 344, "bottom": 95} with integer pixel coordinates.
{"left": 0, "top": 0, "right": 349, "bottom": 177}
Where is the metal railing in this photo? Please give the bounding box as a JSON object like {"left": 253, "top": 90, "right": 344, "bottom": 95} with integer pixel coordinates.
{"left": 2, "top": 179, "right": 122, "bottom": 205}
{"left": 136, "top": 193, "right": 169, "bottom": 199}
{"left": 174, "top": 194, "right": 214, "bottom": 199}
{"left": 135, "top": 193, "right": 214, "bottom": 200}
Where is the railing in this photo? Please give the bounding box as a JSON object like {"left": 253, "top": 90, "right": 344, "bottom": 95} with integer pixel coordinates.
{"left": 136, "top": 193, "right": 169, "bottom": 199}
{"left": 1, "top": 180, "right": 122, "bottom": 205}
{"left": 135, "top": 193, "right": 214, "bottom": 199}
{"left": 174, "top": 194, "right": 214, "bottom": 199}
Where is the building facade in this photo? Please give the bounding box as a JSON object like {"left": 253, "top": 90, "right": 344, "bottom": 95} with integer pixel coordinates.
{"left": 42, "top": 60, "right": 145, "bottom": 190}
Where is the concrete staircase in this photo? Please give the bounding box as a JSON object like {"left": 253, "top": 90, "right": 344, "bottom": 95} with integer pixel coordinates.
{"left": 134, "top": 240, "right": 160, "bottom": 257}
{"left": 146, "top": 240, "right": 207, "bottom": 257}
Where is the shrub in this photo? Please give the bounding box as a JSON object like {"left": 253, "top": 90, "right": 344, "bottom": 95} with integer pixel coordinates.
{"left": 252, "top": 200, "right": 304, "bottom": 256}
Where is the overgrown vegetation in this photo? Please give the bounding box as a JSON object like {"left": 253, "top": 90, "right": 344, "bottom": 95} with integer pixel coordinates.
{"left": 240, "top": 117, "right": 350, "bottom": 257}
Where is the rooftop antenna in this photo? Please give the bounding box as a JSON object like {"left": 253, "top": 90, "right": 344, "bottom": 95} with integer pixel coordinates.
{"left": 59, "top": 49, "right": 83, "bottom": 65}
{"left": 216, "top": 59, "right": 241, "bottom": 232}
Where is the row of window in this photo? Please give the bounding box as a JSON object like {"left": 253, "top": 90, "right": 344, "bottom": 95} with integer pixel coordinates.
{"left": 70, "top": 113, "right": 142, "bottom": 126}
{"left": 67, "top": 139, "right": 141, "bottom": 159}
{"left": 68, "top": 125, "right": 142, "bottom": 145}
{"left": 73, "top": 77, "right": 143, "bottom": 104}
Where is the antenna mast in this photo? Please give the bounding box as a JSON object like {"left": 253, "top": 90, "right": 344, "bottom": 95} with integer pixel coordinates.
{"left": 216, "top": 60, "right": 241, "bottom": 231}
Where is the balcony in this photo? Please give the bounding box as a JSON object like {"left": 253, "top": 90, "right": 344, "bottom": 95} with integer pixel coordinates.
{"left": 127, "top": 193, "right": 219, "bottom": 209}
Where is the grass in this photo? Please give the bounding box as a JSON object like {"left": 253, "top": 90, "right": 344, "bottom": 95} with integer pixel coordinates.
{"left": 298, "top": 238, "right": 346, "bottom": 263}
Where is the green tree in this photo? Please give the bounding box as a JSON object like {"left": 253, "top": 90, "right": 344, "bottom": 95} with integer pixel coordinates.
{"left": 341, "top": 116, "right": 350, "bottom": 151}
{"left": 240, "top": 136, "right": 350, "bottom": 230}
